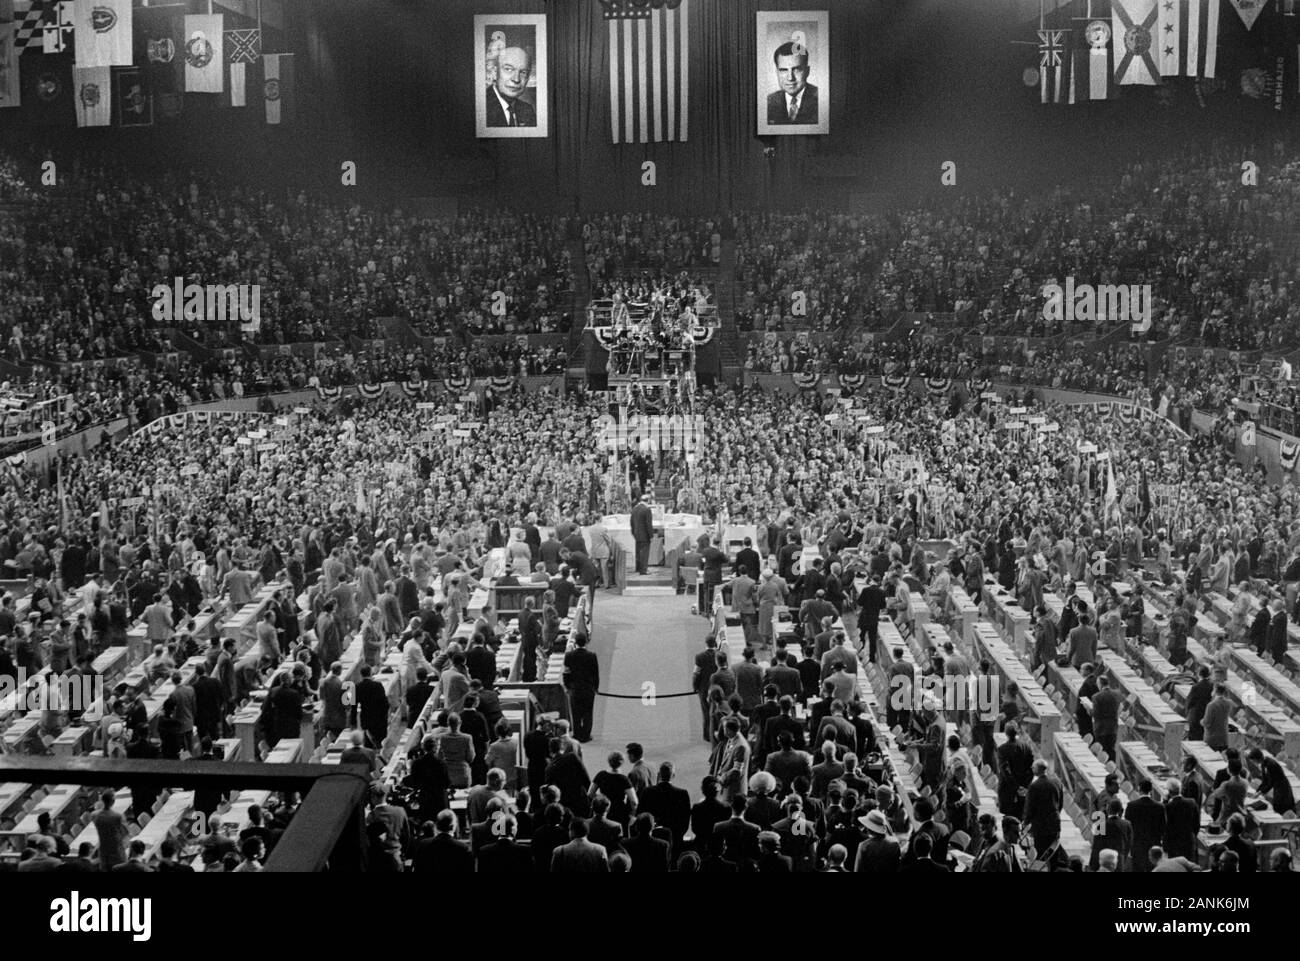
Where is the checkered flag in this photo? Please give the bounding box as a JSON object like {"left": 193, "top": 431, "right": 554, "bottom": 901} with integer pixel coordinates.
{"left": 11, "top": 0, "right": 51, "bottom": 53}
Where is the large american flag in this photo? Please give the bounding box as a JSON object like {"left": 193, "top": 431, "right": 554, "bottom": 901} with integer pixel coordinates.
{"left": 603, "top": 0, "right": 689, "bottom": 144}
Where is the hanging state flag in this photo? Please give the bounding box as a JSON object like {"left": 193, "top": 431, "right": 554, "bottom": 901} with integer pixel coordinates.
{"left": 183, "top": 13, "right": 223, "bottom": 92}
{"left": 262, "top": 51, "right": 293, "bottom": 123}
{"left": 11, "top": 0, "right": 50, "bottom": 54}
{"left": 0, "top": 19, "right": 19, "bottom": 108}
{"left": 115, "top": 64, "right": 150, "bottom": 125}
{"left": 1241, "top": 419, "right": 1257, "bottom": 446}
{"left": 1038, "top": 29, "right": 1071, "bottom": 103}
{"left": 1222, "top": 2, "right": 1298, "bottom": 108}
{"left": 1229, "top": 0, "right": 1267, "bottom": 27}
{"left": 0, "top": 27, "right": 19, "bottom": 109}
{"left": 134, "top": 3, "right": 183, "bottom": 118}
{"left": 72, "top": 61, "right": 107, "bottom": 124}
{"left": 20, "top": 48, "right": 71, "bottom": 122}
{"left": 1114, "top": 0, "right": 1161, "bottom": 84}
{"left": 1158, "top": 0, "right": 1220, "bottom": 77}
{"left": 604, "top": 0, "right": 689, "bottom": 144}
{"left": 224, "top": 27, "right": 258, "bottom": 107}
{"left": 42, "top": 1, "right": 71, "bottom": 54}
{"left": 72, "top": 0, "right": 129, "bottom": 67}
{"left": 1076, "top": 16, "right": 1113, "bottom": 99}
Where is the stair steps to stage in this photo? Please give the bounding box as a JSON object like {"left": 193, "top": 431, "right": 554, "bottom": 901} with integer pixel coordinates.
{"left": 622, "top": 571, "right": 679, "bottom": 597}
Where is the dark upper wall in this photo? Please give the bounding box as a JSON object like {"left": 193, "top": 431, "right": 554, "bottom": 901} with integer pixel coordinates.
{"left": 3, "top": 0, "right": 1295, "bottom": 212}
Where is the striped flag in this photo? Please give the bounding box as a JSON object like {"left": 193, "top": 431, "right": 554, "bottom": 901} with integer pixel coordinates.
{"left": 262, "top": 51, "right": 293, "bottom": 124}
{"left": 1157, "top": 0, "right": 1220, "bottom": 77}
{"left": 224, "top": 28, "right": 259, "bottom": 107}
{"left": 603, "top": 0, "right": 689, "bottom": 144}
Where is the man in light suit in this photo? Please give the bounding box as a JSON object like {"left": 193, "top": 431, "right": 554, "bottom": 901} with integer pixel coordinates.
{"left": 765, "top": 40, "right": 819, "bottom": 125}
{"left": 486, "top": 46, "right": 537, "bottom": 127}
{"left": 631, "top": 493, "right": 655, "bottom": 575}
{"left": 713, "top": 717, "right": 751, "bottom": 803}
{"left": 585, "top": 515, "right": 614, "bottom": 588}
{"left": 727, "top": 570, "right": 760, "bottom": 649}
{"left": 550, "top": 818, "right": 610, "bottom": 872}
{"left": 142, "top": 593, "right": 173, "bottom": 644}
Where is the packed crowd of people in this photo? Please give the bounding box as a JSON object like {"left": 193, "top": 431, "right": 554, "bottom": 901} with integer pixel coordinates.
{"left": 0, "top": 151, "right": 575, "bottom": 361}
{"left": 734, "top": 143, "right": 1300, "bottom": 354}
{"left": 3, "top": 360, "right": 1299, "bottom": 871}
{"left": 583, "top": 213, "right": 720, "bottom": 286}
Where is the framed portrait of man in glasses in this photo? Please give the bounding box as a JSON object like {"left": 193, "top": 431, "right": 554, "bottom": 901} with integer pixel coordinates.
{"left": 475, "top": 14, "right": 548, "bottom": 139}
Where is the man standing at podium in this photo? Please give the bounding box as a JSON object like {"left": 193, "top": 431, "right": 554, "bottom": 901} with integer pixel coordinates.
{"left": 631, "top": 494, "right": 655, "bottom": 575}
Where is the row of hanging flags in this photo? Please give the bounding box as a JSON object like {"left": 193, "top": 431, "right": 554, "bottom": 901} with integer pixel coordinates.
{"left": 0, "top": 0, "right": 294, "bottom": 126}
{"left": 1027, "top": 0, "right": 1300, "bottom": 108}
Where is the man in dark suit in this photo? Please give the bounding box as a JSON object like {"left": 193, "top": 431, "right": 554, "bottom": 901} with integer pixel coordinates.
{"left": 732, "top": 537, "right": 761, "bottom": 581}
{"left": 411, "top": 813, "right": 471, "bottom": 873}
{"left": 1125, "top": 779, "right": 1167, "bottom": 872}
{"left": 857, "top": 579, "right": 887, "bottom": 662}
{"left": 1184, "top": 665, "right": 1213, "bottom": 741}
{"left": 1267, "top": 598, "right": 1290, "bottom": 664}
{"left": 1022, "top": 758, "right": 1064, "bottom": 857}
{"left": 410, "top": 816, "right": 466, "bottom": 873}
{"left": 58, "top": 842, "right": 101, "bottom": 873}
{"left": 765, "top": 40, "right": 819, "bottom": 124}
{"left": 563, "top": 633, "right": 599, "bottom": 743}
{"left": 1250, "top": 603, "right": 1272, "bottom": 657}
{"left": 485, "top": 46, "right": 537, "bottom": 127}
{"left": 477, "top": 815, "right": 534, "bottom": 872}
{"left": 711, "top": 795, "right": 760, "bottom": 866}
{"left": 638, "top": 761, "right": 691, "bottom": 854}
{"left": 625, "top": 813, "right": 672, "bottom": 872}
{"left": 630, "top": 494, "right": 655, "bottom": 575}
{"left": 110, "top": 840, "right": 154, "bottom": 873}
{"left": 693, "top": 636, "right": 719, "bottom": 740}
{"left": 1163, "top": 779, "right": 1200, "bottom": 861}
{"left": 689, "top": 776, "right": 730, "bottom": 854}
{"left": 756, "top": 830, "right": 794, "bottom": 872}
{"left": 1089, "top": 674, "right": 1124, "bottom": 762}
{"left": 585, "top": 795, "right": 625, "bottom": 853}
{"left": 996, "top": 722, "right": 1034, "bottom": 815}
{"left": 354, "top": 664, "right": 389, "bottom": 750}
{"left": 1247, "top": 747, "right": 1296, "bottom": 815}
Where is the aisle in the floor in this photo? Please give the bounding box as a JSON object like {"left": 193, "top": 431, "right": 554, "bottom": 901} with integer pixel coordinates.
{"left": 585, "top": 591, "right": 714, "bottom": 796}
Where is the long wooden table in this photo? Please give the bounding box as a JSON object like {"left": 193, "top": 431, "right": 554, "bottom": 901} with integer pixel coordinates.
{"left": 1117, "top": 740, "right": 1175, "bottom": 796}
{"left": 1096, "top": 650, "right": 1187, "bottom": 764}
{"left": 1054, "top": 730, "right": 1128, "bottom": 815}
{"left": 1229, "top": 648, "right": 1300, "bottom": 721}
{"left": 970, "top": 622, "right": 1061, "bottom": 754}
{"left": 1184, "top": 639, "right": 1300, "bottom": 756}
